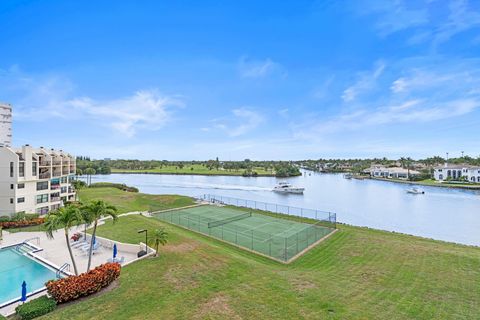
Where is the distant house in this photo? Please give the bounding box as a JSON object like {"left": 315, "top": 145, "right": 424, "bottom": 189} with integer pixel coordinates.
{"left": 368, "top": 166, "right": 420, "bottom": 180}
{"left": 434, "top": 165, "right": 480, "bottom": 183}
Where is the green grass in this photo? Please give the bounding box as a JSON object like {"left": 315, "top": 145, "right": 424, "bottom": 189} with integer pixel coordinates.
{"left": 111, "top": 164, "right": 274, "bottom": 176}
{"left": 77, "top": 187, "right": 195, "bottom": 213}
{"left": 41, "top": 213, "right": 480, "bottom": 320}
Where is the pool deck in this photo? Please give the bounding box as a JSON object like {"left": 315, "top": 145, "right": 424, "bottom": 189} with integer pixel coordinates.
{"left": 0, "top": 217, "right": 153, "bottom": 317}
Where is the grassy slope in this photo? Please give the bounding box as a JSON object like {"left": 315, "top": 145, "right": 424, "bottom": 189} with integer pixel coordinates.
{"left": 111, "top": 164, "right": 274, "bottom": 176}
{"left": 77, "top": 188, "right": 194, "bottom": 213}
{"left": 42, "top": 214, "right": 480, "bottom": 320}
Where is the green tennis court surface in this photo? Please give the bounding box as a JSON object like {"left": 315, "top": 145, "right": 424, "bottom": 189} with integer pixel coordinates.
{"left": 153, "top": 204, "right": 335, "bottom": 262}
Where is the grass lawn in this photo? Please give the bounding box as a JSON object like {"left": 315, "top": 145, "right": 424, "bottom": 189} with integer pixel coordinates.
{"left": 78, "top": 187, "right": 195, "bottom": 213}
{"left": 111, "top": 164, "right": 274, "bottom": 176}
{"left": 41, "top": 213, "right": 480, "bottom": 320}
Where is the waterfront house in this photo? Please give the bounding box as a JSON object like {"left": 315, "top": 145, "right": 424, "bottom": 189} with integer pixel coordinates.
{"left": 434, "top": 165, "right": 480, "bottom": 183}
{"left": 369, "top": 166, "right": 420, "bottom": 180}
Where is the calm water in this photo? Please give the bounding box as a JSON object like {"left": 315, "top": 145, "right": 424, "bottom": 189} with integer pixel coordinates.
{"left": 89, "top": 171, "right": 480, "bottom": 246}
{"left": 0, "top": 248, "right": 56, "bottom": 304}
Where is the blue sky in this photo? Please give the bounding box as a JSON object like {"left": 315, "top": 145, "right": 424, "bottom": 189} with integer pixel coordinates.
{"left": 1, "top": 0, "right": 480, "bottom": 160}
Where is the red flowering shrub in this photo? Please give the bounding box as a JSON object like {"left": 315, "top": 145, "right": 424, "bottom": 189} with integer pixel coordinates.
{"left": 46, "top": 263, "right": 121, "bottom": 303}
{"left": 0, "top": 218, "right": 45, "bottom": 229}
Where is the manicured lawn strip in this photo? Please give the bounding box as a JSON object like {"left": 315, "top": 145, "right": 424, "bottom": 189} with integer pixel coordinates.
{"left": 78, "top": 187, "right": 195, "bottom": 213}
{"left": 42, "top": 214, "right": 480, "bottom": 320}
{"left": 111, "top": 164, "right": 274, "bottom": 176}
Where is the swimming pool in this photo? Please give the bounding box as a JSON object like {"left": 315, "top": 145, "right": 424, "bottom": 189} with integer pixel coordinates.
{"left": 0, "top": 246, "right": 57, "bottom": 306}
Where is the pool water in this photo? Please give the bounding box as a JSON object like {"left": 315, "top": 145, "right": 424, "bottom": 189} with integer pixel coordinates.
{"left": 0, "top": 247, "right": 57, "bottom": 305}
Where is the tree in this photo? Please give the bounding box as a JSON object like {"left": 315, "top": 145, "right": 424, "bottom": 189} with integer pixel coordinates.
{"left": 82, "top": 200, "right": 118, "bottom": 271}
{"left": 149, "top": 228, "right": 168, "bottom": 257}
{"left": 76, "top": 168, "right": 83, "bottom": 179}
{"left": 44, "top": 205, "right": 82, "bottom": 275}
{"left": 84, "top": 167, "right": 96, "bottom": 186}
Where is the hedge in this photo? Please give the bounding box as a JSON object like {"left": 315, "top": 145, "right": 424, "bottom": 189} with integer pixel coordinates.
{"left": 46, "top": 263, "right": 121, "bottom": 303}
{"left": 0, "top": 218, "right": 45, "bottom": 229}
{"left": 89, "top": 182, "right": 139, "bottom": 192}
{"left": 15, "top": 296, "right": 56, "bottom": 320}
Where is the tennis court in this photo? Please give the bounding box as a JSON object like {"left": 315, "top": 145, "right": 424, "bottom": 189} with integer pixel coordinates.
{"left": 153, "top": 204, "right": 336, "bottom": 262}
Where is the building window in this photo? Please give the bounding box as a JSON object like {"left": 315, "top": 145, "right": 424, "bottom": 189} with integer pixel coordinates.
{"left": 10, "top": 184, "right": 13, "bottom": 189}
{"left": 19, "top": 162, "right": 25, "bottom": 177}
{"left": 36, "top": 181, "right": 49, "bottom": 191}
{"left": 10, "top": 198, "right": 13, "bottom": 204}
{"left": 61, "top": 186, "right": 67, "bottom": 193}
{"left": 32, "top": 162, "right": 37, "bottom": 176}
{"left": 36, "top": 206, "right": 49, "bottom": 215}
{"left": 18, "top": 183, "right": 25, "bottom": 189}
{"left": 17, "top": 197, "right": 25, "bottom": 203}
{"left": 10, "top": 162, "right": 14, "bottom": 177}
{"left": 36, "top": 194, "right": 49, "bottom": 204}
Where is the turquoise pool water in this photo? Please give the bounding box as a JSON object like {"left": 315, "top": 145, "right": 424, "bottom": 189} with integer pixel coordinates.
{"left": 0, "top": 247, "right": 57, "bottom": 305}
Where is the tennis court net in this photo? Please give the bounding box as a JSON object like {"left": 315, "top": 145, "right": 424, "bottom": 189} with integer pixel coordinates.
{"left": 208, "top": 212, "right": 252, "bottom": 228}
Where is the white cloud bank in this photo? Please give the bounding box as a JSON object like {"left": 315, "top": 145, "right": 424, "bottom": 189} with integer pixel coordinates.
{"left": 0, "top": 67, "right": 182, "bottom": 137}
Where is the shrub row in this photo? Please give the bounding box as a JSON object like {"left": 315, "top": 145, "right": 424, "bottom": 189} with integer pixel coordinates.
{"left": 0, "top": 213, "right": 40, "bottom": 223}
{"left": 89, "top": 182, "right": 139, "bottom": 192}
{"left": 46, "top": 263, "right": 121, "bottom": 303}
{"left": 15, "top": 296, "right": 56, "bottom": 320}
{"left": 0, "top": 218, "right": 45, "bottom": 229}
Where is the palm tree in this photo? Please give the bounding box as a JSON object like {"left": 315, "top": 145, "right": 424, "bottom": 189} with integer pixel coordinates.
{"left": 149, "top": 228, "right": 168, "bottom": 257}
{"left": 82, "top": 200, "right": 118, "bottom": 271}
{"left": 44, "top": 205, "right": 82, "bottom": 275}
{"left": 84, "top": 167, "right": 96, "bottom": 186}
{"left": 76, "top": 168, "right": 83, "bottom": 180}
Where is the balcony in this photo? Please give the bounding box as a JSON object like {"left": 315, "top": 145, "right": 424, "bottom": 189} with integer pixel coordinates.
{"left": 51, "top": 185, "right": 60, "bottom": 190}
{"left": 39, "top": 172, "right": 51, "bottom": 179}
{"left": 52, "top": 172, "right": 62, "bottom": 177}
{"left": 52, "top": 161, "right": 62, "bottom": 166}
{"left": 68, "top": 187, "right": 75, "bottom": 193}
{"left": 50, "top": 197, "right": 61, "bottom": 202}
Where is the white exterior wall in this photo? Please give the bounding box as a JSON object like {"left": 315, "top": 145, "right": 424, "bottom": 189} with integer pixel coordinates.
{"left": 434, "top": 166, "right": 480, "bottom": 182}
{"left": 0, "top": 145, "right": 76, "bottom": 217}
{"left": 0, "top": 103, "right": 12, "bottom": 148}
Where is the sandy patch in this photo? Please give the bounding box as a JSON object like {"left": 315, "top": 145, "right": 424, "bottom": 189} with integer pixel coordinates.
{"left": 194, "top": 294, "right": 241, "bottom": 320}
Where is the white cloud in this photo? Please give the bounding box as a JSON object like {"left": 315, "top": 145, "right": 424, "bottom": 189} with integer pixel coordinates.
{"left": 208, "top": 107, "right": 264, "bottom": 137}
{"left": 342, "top": 61, "right": 385, "bottom": 102}
{"left": 238, "top": 56, "right": 286, "bottom": 78}
{"left": 0, "top": 67, "right": 182, "bottom": 137}
{"left": 359, "top": 0, "right": 480, "bottom": 47}
{"left": 69, "top": 91, "right": 182, "bottom": 137}
{"left": 433, "top": 0, "right": 480, "bottom": 46}
{"left": 357, "top": 0, "right": 429, "bottom": 36}
{"left": 297, "top": 98, "right": 480, "bottom": 137}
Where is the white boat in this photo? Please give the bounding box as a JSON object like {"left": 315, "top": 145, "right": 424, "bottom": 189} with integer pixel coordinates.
{"left": 406, "top": 187, "right": 425, "bottom": 194}
{"left": 343, "top": 173, "right": 353, "bottom": 179}
{"left": 273, "top": 182, "right": 305, "bottom": 194}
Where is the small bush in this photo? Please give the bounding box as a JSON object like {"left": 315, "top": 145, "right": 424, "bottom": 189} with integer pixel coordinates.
{"left": 0, "top": 218, "right": 45, "bottom": 229}
{"left": 15, "top": 296, "right": 56, "bottom": 320}
{"left": 46, "top": 263, "right": 121, "bottom": 303}
{"left": 89, "top": 182, "right": 139, "bottom": 192}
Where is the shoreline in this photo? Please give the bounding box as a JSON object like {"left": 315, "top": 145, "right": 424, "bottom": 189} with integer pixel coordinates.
{"left": 368, "top": 176, "right": 480, "bottom": 190}
{"left": 110, "top": 171, "right": 282, "bottom": 177}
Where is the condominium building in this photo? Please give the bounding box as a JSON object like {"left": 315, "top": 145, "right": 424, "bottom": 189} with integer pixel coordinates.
{"left": 0, "top": 102, "right": 12, "bottom": 147}
{"left": 0, "top": 144, "right": 76, "bottom": 217}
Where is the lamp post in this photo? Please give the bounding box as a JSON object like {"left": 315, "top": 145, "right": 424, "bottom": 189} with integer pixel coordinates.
{"left": 137, "top": 229, "right": 148, "bottom": 257}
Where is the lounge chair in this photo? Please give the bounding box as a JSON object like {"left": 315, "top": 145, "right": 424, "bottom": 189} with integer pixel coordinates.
{"left": 71, "top": 240, "right": 88, "bottom": 248}
{"left": 81, "top": 242, "right": 100, "bottom": 255}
